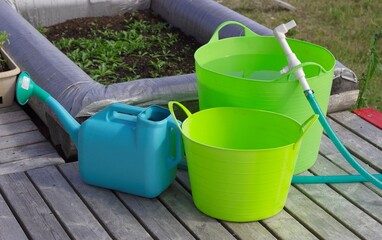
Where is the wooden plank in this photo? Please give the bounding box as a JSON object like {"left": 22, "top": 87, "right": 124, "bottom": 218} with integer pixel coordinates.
{"left": 0, "top": 172, "right": 70, "bottom": 240}
{"left": 295, "top": 169, "right": 382, "bottom": 239}
{"left": 159, "top": 180, "right": 236, "bottom": 240}
{"left": 0, "top": 152, "right": 64, "bottom": 175}
{"left": 262, "top": 211, "right": 318, "bottom": 240}
{"left": 176, "top": 171, "right": 276, "bottom": 239}
{"left": 59, "top": 163, "right": 152, "bottom": 240}
{"left": 0, "top": 103, "right": 21, "bottom": 114}
{"left": 223, "top": 207, "right": 319, "bottom": 240}
{"left": 176, "top": 170, "right": 316, "bottom": 239}
{"left": 27, "top": 166, "right": 112, "bottom": 240}
{"left": 319, "top": 135, "right": 382, "bottom": 195}
{"left": 0, "top": 142, "right": 56, "bottom": 164}
{"left": 0, "top": 110, "right": 30, "bottom": 125}
{"left": 117, "top": 191, "right": 195, "bottom": 240}
{"left": 223, "top": 222, "right": 277, "bottom": 240}
{"left": 309, "top": 155, "right": 382, "bottom": 221}
{"left": 330, "top": 111, "right": 382, "bottom": 149}
{"left": 0, "top": 130, "right": 46, "bottom": 150}
{"left": 285, "top": 187, "right": 360, "bottom": 239}
{"left": 0, "top": 120, "right": 37, "bottom": 137}
{"left": 326, "top": 117, "right": 382, "bottom": 171}
{"left": 0, "top": 193, "right": 28, "bottom": 240}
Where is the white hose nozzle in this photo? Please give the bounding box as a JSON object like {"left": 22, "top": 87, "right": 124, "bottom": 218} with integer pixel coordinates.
{"left": 273, "top": 20, "right": 297, "bottom": 55}
{"left": 274, "top": 20, "right": 296, "bottom": 36}
{"left": 273, "top": 20, "right": 311, "bottom": 91}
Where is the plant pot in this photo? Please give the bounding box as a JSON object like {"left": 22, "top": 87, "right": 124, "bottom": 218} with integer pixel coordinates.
{"left": 0, "top": 48, "right": 20, "bottom": 108}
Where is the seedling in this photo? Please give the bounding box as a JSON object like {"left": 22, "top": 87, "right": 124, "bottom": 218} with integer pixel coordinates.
{"left": 44, "top": 11, "right": 199, "bottom": 85}
{"left": 0, "top": 31, "right": 10, "bottom": 71}
{"left": 0, "top": 31, "right": 10, "bottom": 47}
{"left": 355, "top": 27, "right": 382, "bottom": 109}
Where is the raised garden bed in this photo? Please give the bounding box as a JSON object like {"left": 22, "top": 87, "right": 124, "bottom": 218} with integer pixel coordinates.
{"left": 0, "top": 31, "right": 10, "bottom": 72}
{"left": 0, "top": 31, "right": 20, "bottom": 108}
{"left": 44, "top": 10, "right": 200, "bottom": 85}
{"left": 0, "top": 0, "right": 358, "bottom": 160}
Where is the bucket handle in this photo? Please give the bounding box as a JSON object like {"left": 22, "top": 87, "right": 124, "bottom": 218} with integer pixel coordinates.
{"left": 285, "top": 62, "right": 327, "bottom": 81}
{"left": 168, "top": 101, "right": 192, "bottom": 132}
{"left": 209, "top": 21, "right": 259, "bottom": 43}
{"left": 294, "top": 114, "right": 319, "bottom": 149}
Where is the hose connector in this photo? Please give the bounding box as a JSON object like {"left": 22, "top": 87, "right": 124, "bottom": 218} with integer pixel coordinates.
{"left": 274, "top": 20, "right": 296, "bottom": 36}
{"left": 304, "top": 89, "right": 314, "bottom": 96}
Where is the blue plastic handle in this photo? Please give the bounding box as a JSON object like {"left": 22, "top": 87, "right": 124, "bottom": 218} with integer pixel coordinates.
{"left": 106, "top": 103, "right": 145, "bottom": 123}
{"left": 167, "top": 119, "right": 183, "bottom": 169}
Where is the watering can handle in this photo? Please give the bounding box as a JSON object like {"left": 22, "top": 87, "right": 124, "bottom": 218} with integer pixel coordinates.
{"left": 294, "top": 114, "right": 319, "bottom": 149}
{"left": 168, "top": 101, "right": 192, "bottom": 132}
{"left": 209, "top": 21, "right": 259, "bottom": 43}
{"left": 285, "top": 62, "right": 326, "bottom": 81}
{"left": 167, "top": 101, "right": 190, "bottom": 169}
{"left": 106, "top": 103, "right": 145, "bottom": 123}
{"left": 167, "top": 119, "right": 184, "bottom": 168}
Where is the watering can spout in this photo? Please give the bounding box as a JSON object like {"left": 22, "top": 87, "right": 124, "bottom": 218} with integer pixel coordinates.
{"left": 16, "top": 72, "right": 81, "bottom": 147}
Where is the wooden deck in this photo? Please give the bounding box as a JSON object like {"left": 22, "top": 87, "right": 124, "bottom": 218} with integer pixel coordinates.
{"left": 0, "top": 104, "right": 64, "bottom": 175}
{"left": 0, "top": 103, "right": 381, "bottom": 239}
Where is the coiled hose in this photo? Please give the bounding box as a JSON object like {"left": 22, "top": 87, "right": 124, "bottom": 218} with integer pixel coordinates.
{"left": 274, "top": 20, "right": 382, "bottom": 189}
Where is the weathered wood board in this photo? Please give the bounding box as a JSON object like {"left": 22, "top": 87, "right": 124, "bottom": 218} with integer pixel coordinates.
{"left": 0, "top": 109, "right": 381, "bottom": 239}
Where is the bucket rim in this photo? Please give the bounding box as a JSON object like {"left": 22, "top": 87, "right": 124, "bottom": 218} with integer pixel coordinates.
{"left": 181, "top": 107, "right": 304, "bottom": 152}
{"left": 194, "top": 36, "right": 336, "bottom": 82}
{"left": 196, "top": 61, "right": 331, "bottom": 83}
{"left": 182, "top": 133, "right": 298, "bottom": 152}
{"left": 195, "top": 35, "right": 335, "bottom": 64}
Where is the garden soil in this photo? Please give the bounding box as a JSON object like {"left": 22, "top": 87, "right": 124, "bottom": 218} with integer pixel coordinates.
{"left": 0, "top": 54, "right": 10, "bottom": 72}
{"left": 44, "top": 10, "right": 200, "bottom": 84}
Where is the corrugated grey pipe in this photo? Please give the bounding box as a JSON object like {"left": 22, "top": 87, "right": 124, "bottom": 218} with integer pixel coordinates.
{"left": 0, "top": 0, "right": 197, "bottom": 119}
{"left": 151, "top": 0, "right": 273, "bottom": 43}
{"left": 1, "top": 0, "right": 358, "bottom": 117}
{"left": 0, "top": 0, "right": 358, "bottom": 158}
{"left": 4, "top": 0, "right": 151, "bottom": 27}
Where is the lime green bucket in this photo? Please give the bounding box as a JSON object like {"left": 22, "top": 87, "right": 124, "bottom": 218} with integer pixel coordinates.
{"left": 169, "top": 101, "right": 318, "bottom": 222}
{"left": 195, "top": 21, "right": 335, "bottom": 174}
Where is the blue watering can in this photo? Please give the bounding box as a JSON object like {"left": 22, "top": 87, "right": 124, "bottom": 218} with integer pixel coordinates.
{"left": 16, "top": 72, "right": 183, "bottom": 198}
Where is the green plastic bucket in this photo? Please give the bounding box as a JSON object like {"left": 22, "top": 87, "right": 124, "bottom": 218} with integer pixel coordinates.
{"left": 169, "top": 101, "right": 318, "bottom": 222}
{"left": 195, "top": 21, "right": 335, "bottom": 174}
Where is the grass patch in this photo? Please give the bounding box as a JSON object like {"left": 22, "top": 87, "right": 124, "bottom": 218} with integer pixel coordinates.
{"left": 217, "top": 0, "right": 382, "bottom": 110}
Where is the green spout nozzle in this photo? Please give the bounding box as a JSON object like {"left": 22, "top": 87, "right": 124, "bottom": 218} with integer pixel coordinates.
{"left": 16, "top": 72, "right": 51, "bottom": 105}
{"left": 16, "top": 71, "right": 80, "bottom": 147}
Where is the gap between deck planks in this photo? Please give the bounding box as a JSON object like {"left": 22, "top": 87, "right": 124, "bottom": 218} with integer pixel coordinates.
{"left": 0, "top": 103, "right": 64, "bottom": 175}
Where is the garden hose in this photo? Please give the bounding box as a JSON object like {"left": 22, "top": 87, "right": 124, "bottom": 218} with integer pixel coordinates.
{"left": 274, "top": 21, "right": 382, "bottom": 189}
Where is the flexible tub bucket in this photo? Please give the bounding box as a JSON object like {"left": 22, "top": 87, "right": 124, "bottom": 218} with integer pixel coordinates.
{"left": 169, "top": 101, "right": 318, "bottom": 222}
{"left": 195, "top": 21, "right": 335, "bottom": 174}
